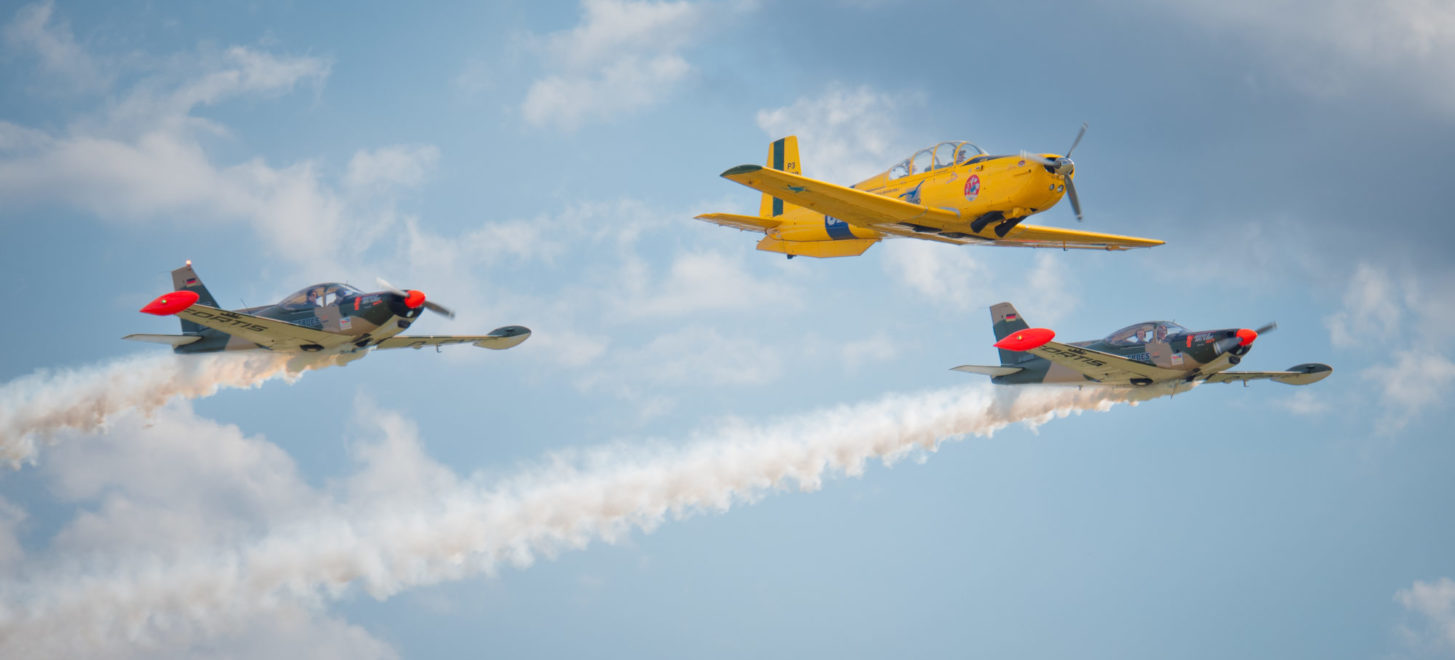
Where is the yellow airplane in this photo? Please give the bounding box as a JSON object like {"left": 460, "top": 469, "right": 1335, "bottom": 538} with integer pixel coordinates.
{"left": 696, "top": 126, "right": 1164, "bottom": 258}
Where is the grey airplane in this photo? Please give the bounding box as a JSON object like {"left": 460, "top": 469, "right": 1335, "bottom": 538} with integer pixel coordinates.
{"left": 125, "top": 262, "right": 530, "bottom": 367}
{"left": 953, "top": 302, "right": 1331, "bottom": 388}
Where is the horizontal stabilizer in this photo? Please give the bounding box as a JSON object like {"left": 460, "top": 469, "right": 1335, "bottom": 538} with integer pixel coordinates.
{"left": 122, "top": 333, "right": 203, "bottom": 346}
{"left": 951, "top": 365, "right": 1024, "bottom": 377}
{"left": 756, "top": 236, "right": 878, "bottom": 258}
{"left": 695, "top": 213, "right": 781, "bottom": 233}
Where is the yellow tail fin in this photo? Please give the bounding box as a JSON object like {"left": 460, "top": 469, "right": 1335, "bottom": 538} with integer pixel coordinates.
{"left": 758, "top": 136, "right": 800, "bottom": 217}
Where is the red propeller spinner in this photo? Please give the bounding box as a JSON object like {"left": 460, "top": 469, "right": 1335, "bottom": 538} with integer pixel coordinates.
{"left": 404, "top": 289, "right": 426, "bottom": 309}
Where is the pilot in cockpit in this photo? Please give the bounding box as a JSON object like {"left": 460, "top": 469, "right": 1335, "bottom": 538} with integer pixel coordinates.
{"left": 1154, "top": 325, "right": 1168, "bottom": 343}
{"left": 307, "top": 287, "right": 324, "bottom": 307}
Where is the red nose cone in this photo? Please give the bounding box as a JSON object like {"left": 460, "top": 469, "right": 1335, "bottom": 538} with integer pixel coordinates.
{"left": 993, "top": 327, "right": 1056, "bottom": 352}
{"left": 140, "top": 290, "right": 200, "bottom": 316}
{"left": 404, "top": 290, "right": 426, "bottom": 309}
{"left": 1237, "top": 328, "right": 1258, "bottom": 346}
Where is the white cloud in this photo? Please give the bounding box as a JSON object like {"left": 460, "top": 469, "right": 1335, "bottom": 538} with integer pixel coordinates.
{"left": 453, "top": 57, "right": 495, "bottom": 97}
{"left": 7, "top": 403, "right": 400, "bottom": 658}
{"left": 609, "top": 250, "right": 797, "bottom": 319}
{"left": 577, "top": 324, "right": 783, "bottom": 392}
{"left": 880, "top": 240, "right": 989, "bottom": 311}
{"left": 0, "top": 8, "right": 440, "bottom": 268}
{"left": 2, "top": 385, "right": 1137, "bottom": 657}
{"left": 341, "top": 403, "right": 463, "bottom": 509}
{"left": 1326, "top": 263, "right": 1403, "bottom": 348}
{"left": 1396, "top": 577, "right": 1455, "bottom": 655}
{"left": 520, "top": 0, "right": 704, "bottom": 130}
{"left": 879, "top": 245, "right": 1078, "bottom": 324}
{"left": 1363, "top": 350, "right": 1455, "bottom": 431}
{"left": 42, "top": 402, "right": 318, "bottom": 560}
{"left": 1141, "top": 0, "right": 1455, "bottom": 112}
{"left": 755, "top": 84, "right": 921, "bottom": 184}
{"left": 2, "top": 0, "right": 107, "bottom": 92}
{"left": 1326, "top": 262, "right": 1455, "bottom": 428}
{"left": 0, "top": 497, "right": 25, "bottom": 576}
{"left": 1275, "top": 390, "right": 1330, "bottom": 416}
{"left": 839, "top": 334, "right": 898, "bottom": 371}
{"left": 177, "top": 605, "right": 400, "bottom": 660}
{"left": 345, "top": 145, "right": 440, "bottom": 192}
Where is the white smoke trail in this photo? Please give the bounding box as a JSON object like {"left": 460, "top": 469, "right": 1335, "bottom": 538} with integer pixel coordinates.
{"left": 0, "top": 352, "right": 335, "bottom": 468}
{"left": 0, "top": 383, "right": 1164, "bottom": 656}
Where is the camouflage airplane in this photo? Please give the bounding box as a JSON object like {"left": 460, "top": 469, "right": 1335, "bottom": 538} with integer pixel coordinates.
{"left": 124, "top": 262, "right": 530, "bottom": 367}
{"left": 696, "top": 125, "right": 1164, "bottom": 259}
{"left": 952, "top": 302, "right": 1331, "bottom": 388}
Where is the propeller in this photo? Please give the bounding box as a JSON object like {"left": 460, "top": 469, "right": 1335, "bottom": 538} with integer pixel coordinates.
{"left": 376, "top": 277, "right": 455, "bottom": 319}
{"left": 1020, "top": 122, "right": 1087, "bottom": 221}
{"left": 1215, "top": 322, "right": 1277, "bottom": 355}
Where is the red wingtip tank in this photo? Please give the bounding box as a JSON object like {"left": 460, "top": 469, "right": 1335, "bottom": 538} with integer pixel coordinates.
{"left": 993, "top": 327, "right": 1055, "bottom": 351}
{"left": 140, "top": 290, "right": 200, "bottom": 316}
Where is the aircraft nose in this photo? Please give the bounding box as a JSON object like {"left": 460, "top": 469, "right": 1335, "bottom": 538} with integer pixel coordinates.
{"left": 404, "top": 290, "right": 426, "bottom": 309}
{"left": 1236, "top": 328, "right": 1258, "bottom": 346}
{"left": 1055, "top": 156, "right": 1074, "bottom": 178}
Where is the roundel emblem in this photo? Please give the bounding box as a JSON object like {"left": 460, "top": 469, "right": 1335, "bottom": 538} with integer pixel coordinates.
{"left": 963, "top": 174, "right": 981, "bottom": 201}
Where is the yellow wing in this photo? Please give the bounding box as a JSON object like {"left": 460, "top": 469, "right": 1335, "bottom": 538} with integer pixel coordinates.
{"left": 175, "top": 305, "right": 352, "bottom": 351}
{"left": 721, "top": 165, "right": 957, "bottom": 228}
{"left": 718, "top": 165, "right": 1164, "bottom": 250}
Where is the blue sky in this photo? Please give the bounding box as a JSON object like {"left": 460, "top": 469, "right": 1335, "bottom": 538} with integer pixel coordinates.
{"left": 2, "top": 0, "right": 1454, "bottom": 657}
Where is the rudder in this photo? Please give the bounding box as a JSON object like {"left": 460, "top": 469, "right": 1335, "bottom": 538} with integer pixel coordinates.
{"left": 170, "top": 262, "right": 219, "bottom": 335}
{"left": 990, "top": 302, "right": 1032, "bottom": 365}
{"left": 758, "top": 136, "right": 801, "bottom": 218}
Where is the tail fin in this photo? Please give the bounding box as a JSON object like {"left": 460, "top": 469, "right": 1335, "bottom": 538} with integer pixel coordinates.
{"left": 170, "top": 262, "right": 219, "bottom": 335}
{"left": 990, "top": 302, "right": 1032, "bottom": 365}
{"left": 758, "top": 136, "right": 801, "bottom": 218}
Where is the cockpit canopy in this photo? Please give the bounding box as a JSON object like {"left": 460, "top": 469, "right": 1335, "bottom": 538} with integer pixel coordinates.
{"left": 278, "top": 282, "right": 364, "bottom": 310}
{"left": 888, "top": 141, "right": 986, "bottom": 180}
{"left": 1104, "top": 321, "right": 1188, "bottom": 346}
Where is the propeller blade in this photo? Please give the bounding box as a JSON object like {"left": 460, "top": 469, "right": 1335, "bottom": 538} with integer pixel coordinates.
{"left": 375, "top": 277, "right": 405, "bottom": 296}
{"left": 1066, "top": 122, "right": 1087, "bottom": 158}
{"left": 423, "top": 300, "right": 455, "bottom": 319}
{"left": 1064, "top": 176, "right": 1083, "bottom": 221}
{"left": 1255, "top": 322, "right": 1278, "bottom": 335}
{"left": 378, "top": 277, "right": 454, "bottom": 319}
{"left": 1019, "top": 151, "right": 1055, "bottom": 167}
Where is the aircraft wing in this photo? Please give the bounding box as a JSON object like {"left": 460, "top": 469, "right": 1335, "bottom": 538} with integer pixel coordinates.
{"left": 694, "top": 213, "right": 782, "bottom": 233}
{"left": 1023, "top": 341, "right": 1187, "bottom": 384}
{"left": 720, "top": 165, "right": 960, "bottom": 229}
{"left": 719, "top": 165, "right": 1163, "bottom": 250}
{"left": 175, "top": 304, "right": 351, "bottom": 351}
{"left": 374, "top": 326, "right": 532, "bottom": 351}
{"left": 1203, "top": 363, "right": 1333, "bottom": 386}
{"left": 981, "top": 224, "right": 1164, "bottom": 250}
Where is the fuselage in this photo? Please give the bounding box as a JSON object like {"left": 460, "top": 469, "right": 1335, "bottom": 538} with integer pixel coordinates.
{"left": 766, "top": 141, "right": 1073, "bottom": 244}
{"left": 993, "top": 322, "right": 1251, "bottom": 385}
{"left": 175, "top": 283, "right": 422, "bottom": 354}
